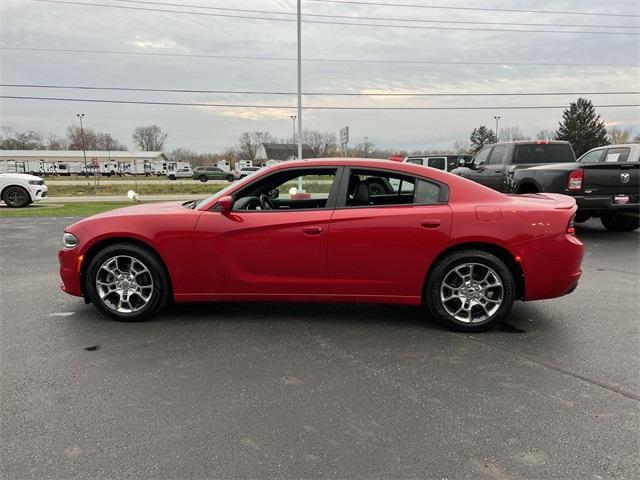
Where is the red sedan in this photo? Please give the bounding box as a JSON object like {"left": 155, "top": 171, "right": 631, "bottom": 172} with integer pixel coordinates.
{"left": 59, "top": 159, "right": 584, "bottom": 332}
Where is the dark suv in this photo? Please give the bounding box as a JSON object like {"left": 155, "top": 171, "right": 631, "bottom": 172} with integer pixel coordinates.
{"left": 193, "top": 166, "right": 235, "bottom": 182}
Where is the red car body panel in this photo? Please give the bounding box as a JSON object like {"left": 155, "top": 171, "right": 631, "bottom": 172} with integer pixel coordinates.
{"left": 59, "top": 159, "right": 583, "bottom": 306}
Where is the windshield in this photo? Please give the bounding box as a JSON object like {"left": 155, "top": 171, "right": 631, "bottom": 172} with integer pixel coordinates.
{"left": 513, "top": 143, "right": 575, "bottom": 164}
{"left": 194, "top": 172, "right": 258, "bottom": 209}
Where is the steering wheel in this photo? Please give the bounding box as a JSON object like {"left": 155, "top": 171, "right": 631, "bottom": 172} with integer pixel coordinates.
{"left": 259, "top": 194, "right": 274, "bottom": 210}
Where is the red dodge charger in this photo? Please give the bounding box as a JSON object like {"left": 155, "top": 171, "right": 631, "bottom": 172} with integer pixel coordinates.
{"left": 59, "top": 159, "right": 584, "bottom": 332}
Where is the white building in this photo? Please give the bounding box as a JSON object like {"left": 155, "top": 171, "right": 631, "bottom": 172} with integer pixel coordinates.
{"left": 0, "top": 150, "right": 174, "bottom": 176}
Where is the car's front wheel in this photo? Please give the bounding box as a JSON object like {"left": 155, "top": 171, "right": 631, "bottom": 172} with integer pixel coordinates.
{"left": 426, "top": 250, "right": 515, "bottom": 332}
{"left": 85, "top": 243, "right": 169, "bottom": 321}
{"left": 199, "top": 175, "right": 208, "bottom": 182}
{"left": 600, "top": 213, "right": 639, "bottom": 232}
{"left": 2, "top": 186, "right": 30, "bottom": 208}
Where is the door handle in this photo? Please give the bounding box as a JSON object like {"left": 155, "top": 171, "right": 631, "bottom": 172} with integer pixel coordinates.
{"left": 303, "top": 226, "right": 323, "bottom": 235}
{"left": 420, "top": 220, "right": 441, "bottom": 229}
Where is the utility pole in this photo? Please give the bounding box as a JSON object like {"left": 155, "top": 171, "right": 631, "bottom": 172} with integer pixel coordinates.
{"left": 364, "top": 136, "right": 369, "bottom": 158}
{"left": 494, "top": 116, "right": 501, "bottom": 142}
{"left": 290, "top": 115, "right": 297, "bottom": 159}
{"left": 106, "top": 133, "right": 112, "bottom": 163}
{"left": 296, "top": 0, "right": 302, "bottom": 161}
{"left": 76, "top": 114, "right": 87, "bottom": 176}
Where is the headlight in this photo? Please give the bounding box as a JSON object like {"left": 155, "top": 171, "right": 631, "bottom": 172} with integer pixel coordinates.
{"left": 28, "top": 180, "right": 39, "bottom": 185}
{"left": 63, "top": 232, "right": 79, "bottom": 248}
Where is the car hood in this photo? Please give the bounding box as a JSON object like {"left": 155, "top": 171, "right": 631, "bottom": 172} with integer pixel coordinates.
{"left": 72, "top": 201, "right": 192, "bottom": 226}
{"left": 0, "top": 173, "right": 44, "bottom": 181}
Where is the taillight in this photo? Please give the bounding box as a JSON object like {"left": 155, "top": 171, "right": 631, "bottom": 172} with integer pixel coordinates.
{"left": 567, "top": 170, "right": 583, "bottom": 191}
{"left": 567, "top": 214, "right": 576, "bottom": 235}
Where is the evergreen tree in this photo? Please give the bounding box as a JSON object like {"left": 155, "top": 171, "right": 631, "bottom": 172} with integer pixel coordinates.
{"left": 469, "top": 126, "right": 497, "bottom": 153}
{"left": 556, "top": 98, "right": 609, "bottom": 157}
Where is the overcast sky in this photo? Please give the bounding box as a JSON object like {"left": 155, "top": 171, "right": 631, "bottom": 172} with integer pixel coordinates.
{"left": 1, "top": 0, "right": 639, "bottom": 153}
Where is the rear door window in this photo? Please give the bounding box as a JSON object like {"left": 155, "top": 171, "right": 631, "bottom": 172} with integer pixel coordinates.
{"left": 513, "top": 143, "right": 575, "bottom": 164}
{"left": 406, "top": 158, "right": 424, "bottom": 165}
{"left": 604, "top": 147, "right": 632, "bottom": 163}
{"left": 427, "top": 157, "right": 446, "bottom": 170}
{"left": 580, "top": 149, "right": 605, "bottom": 163}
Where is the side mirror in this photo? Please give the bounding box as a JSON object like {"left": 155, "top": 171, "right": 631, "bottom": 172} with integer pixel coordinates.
{"left": 217, "top": 195, "right": 233, "bottom": 212}
{"left": 458, "top": 158, "right": 466, "bottom": 167}
{"left": 268, "top": 188, "right": 280, "bottom": 199}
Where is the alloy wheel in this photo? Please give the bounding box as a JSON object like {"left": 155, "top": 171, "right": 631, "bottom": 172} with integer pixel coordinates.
{"left": 95, "top": 255, "right": 154, "bottom": 314}
{"left": 440, "top": 262, "right": 504, "bottom": 323}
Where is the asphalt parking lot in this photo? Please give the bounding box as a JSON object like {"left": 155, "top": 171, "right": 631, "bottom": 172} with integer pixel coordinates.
{"left": 1, "top": 217, "right": 638, "bottom": 479}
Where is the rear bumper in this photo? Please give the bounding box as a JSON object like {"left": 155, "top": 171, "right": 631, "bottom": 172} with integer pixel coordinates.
{"left": 513, "top": 233, "right": 584, "bottom": 301}
{"left": 575, "top": 195, "right": 640, "bottom": 215}
{"left": 58, "top": 248, "right": 84, "bottom": 297}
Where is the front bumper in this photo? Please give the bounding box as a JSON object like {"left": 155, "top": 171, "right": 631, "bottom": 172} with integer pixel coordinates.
{"left": 513, "top": 233, "right": 584, "bottom": 301}
{"left": 58, "top": 248, "right": 84, "bottom": 297}
{"left": 29, "top": 184, "right": 48, "bottom": 202}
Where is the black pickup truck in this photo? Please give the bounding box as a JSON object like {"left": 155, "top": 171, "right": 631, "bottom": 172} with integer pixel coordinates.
{"left": 451, "top": 141, "right": 639, "bottom": 231}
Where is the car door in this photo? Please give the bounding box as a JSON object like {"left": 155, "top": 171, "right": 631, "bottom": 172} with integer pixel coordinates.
{"left": 462, "top": 146, "right": 493, "bottom": 185}
{"left": 328, "top": 167, "right": 452, "bottom": 300}
{"left": 194, "top": 167, "right": 342, "bottom": 297}
{"left": 481, "top": 144, "right": 508, "bottom": 191}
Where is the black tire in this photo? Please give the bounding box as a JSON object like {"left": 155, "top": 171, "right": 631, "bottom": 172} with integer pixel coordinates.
{"left": 168, "top": 174, "right": 176, "bottom": 181}
{"left": 85, "top": 243, "right": 170, "bottom": 322}
{"left": 199, "top": 175, "right": 208, "bottom": 183}
{"left": 2, "top": 186, "right": 31, "bottom": 208}
{"left": 425, "top": 250, "right": 515, "bottom": 332}
{"left": 226, "top": 174, "right": 235, "bottom": 182}
{"left": 601, "top": 213, "right": 639, "bottom": 232}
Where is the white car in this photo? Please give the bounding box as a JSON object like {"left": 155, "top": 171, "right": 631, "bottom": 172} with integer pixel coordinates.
{"left": 234, "top": 166, "right": 261, "bottom": 180}
{"left": 0, "top": 173, "right": 48, "bottom": 208}
{"left": 167, "top": 167, "right": 193, "bottom": 180}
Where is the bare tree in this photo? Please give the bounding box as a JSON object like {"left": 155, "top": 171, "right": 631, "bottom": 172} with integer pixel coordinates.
{"left": 301, "top": 130, "right": 338, "bottom": 157}
{"left": 237, "top": 131, "right": 272, "bottom": 160}
{"left": 45, "top": 132, "right": 69, "bottom": 150}
{"left": 132, "top": 125, "right": 168, "bottom": 151}
{"left": 608, "top": 127, "right": 632, "bottom": 144}
{"left": 0, "top": 128, "right": 45, "bottom": 150}
{"left": 499, "top": 126, "right": 529, "bottom": 142}
{"left": 536, "top": 129, "right": 556, "bottom": 141}
{"left": 66, "top": 126, "right": 126, "bottom": 150}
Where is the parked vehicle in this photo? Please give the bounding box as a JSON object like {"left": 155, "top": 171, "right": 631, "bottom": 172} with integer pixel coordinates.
{"left": 193, "top": 166, "right": 235, "bottom": 182}
{"left": 509, "top": 143, "right": 639, "bottom": 231}
{"left": 451, "top": 141, "right": 576, "bottom": 192}
{"left": 167, "top": 167, "right": 193, "bottom": 180}
{"left": 0, "top": 173, "right": 48, "bottom": 208}
{"left": 59, "top": 159, "right": 584, "bottom": 332}
{"left": 234, "top": 166, "right": 261, "bottom": 179}
{"left": 405, "top": 154, "right": 473, "bottom": 172}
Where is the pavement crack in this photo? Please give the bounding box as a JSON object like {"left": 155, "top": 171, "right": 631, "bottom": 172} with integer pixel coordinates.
{"left": 466, "top": 337, "right": 640, "bottom": 403}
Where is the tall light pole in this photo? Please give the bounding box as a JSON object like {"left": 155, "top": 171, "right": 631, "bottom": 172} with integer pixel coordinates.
{"left": 296, "top": 0, "right": 302, "bottom": 161}
{"left": 290, "top": 115, "right": 297, "bottom": 159}
{"left": 364, "top": 136, "right": 369, "bottom": 158}
{"left": 76, "top": 113, "right": 87, "bottom": 176}
{"left": 106, "top": 133, "right": 112, "bottom": 162}
{"left": 494, "top": 116, "right": 501, "bottom": 141}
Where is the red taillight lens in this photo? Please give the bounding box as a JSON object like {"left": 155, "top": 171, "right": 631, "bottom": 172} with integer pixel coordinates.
{"left": 567, "top": 170, "right": 584, "bottom": 191}
{"left": 567, "top": 214, "right": 576, "bottom": 235}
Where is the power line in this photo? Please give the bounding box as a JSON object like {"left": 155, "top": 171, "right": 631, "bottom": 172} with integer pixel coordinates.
{"left": 1, "top": 95, "right": 639, "bottom": 110}
{"left": 107, "top": 0, "right": 640, "bottom": 30}
{"left": 3, "top": 47, "right": 638, "bottom": 68}
{"left": 2, "top": 84, "right": 639, "bottom": 97}
{"left": 306, "top": 0, "right": 640, "bottom": 18}
{"left": 30, "top": 0, "right": 640, "bottom": 35}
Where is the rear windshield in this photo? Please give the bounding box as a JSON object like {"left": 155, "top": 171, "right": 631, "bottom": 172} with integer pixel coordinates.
{"left": 513, "top": 144, "right": 575, "bottom": 164}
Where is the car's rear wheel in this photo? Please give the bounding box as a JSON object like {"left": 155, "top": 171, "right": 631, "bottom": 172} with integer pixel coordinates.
{"left": 226, "top": 174, "right": 235, "bottom": 182}
{"left": 168, "top": 174, "right": 176, "bottom": 180}
{"left": 85, "top": 243, "right": 169, "bottom": 321}
{"left": 2, "top": 186, "right": 30, "bottom": 208}
{"left": 600, "top": 213, "right": 639, "bottom": 232}
{"left": 199, "top": 175, "right": 208, "bottom": 182}
{"left": 426, "top": 250, "right": 515, "bottom": 332}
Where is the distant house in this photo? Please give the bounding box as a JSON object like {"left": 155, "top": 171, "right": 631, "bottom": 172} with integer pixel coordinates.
{"left": 256, "top": 143, "right": 315, "bottom": 162}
